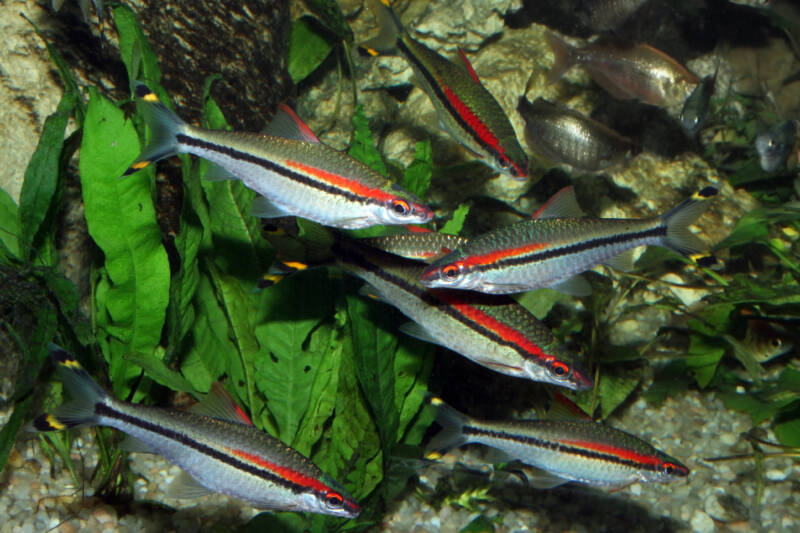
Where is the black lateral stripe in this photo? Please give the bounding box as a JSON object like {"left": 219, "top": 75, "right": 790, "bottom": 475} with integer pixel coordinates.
{"left": 335, "top": 243, "right": 548, "bottom": 365}
{"left": 396, "top": 38, "right": 504, "bottom": 162}
{"left": 475, "top": 226, "right": 666, "bottom": 273}
{"left": 94, "top": 403, "right": 317, "bottom": 495}
{"left": 463, "top": 426, "right": 661, "bottom": 473}
{"left": 174, "top": 134, "right": 378, "bottom": 207}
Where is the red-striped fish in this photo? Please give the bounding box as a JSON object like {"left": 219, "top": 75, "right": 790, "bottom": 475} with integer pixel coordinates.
{"left": 30, "top": 347, "right": 360, "bottom": 517}
{"left": 420, "top": 186, "right": 717, "bottom": 295}
{"left": 331, "top": 237, "right": 592, "bottom": 390}
{"left": 427, "top": 397, "right": 689, "bottom": 489}
{"left": 363, "top": 0, "right": 529, "bottom": 180}
{"left": 123, "top": 83, "right": 432, "bottom": 230}
{"left": 359, "top": 227, "right": 470, "bottom": 263}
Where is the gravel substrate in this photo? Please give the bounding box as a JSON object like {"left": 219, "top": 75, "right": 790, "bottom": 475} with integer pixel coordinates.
{"left": 1, "top": 388, "right": 797, "bottom": 533}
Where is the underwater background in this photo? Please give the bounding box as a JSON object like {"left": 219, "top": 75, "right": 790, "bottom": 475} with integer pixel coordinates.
{"left": 0, "top": 0, "right": 799, "bottom": 531}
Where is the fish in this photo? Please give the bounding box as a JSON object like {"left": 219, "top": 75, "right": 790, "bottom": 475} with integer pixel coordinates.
{"left": 680, "top": 72, "right": 716, "bottom": 136}
{"left": 742, "top": 319, "right": 794, "bottom": 363}
{"left": 31, "top": 346, "right": 361, "bottom": 517}
{"left": 329, "top": 236, "right": 592, "bottom": 390}
{"left": 518, "top": 97, "right": 635, "bottom": 171}
{"left": 578, "top": 0, "right": 651, "bottom": 32}
{"left": 427, "top": 396, "right": 689, "bottom": 489}
{"left": 362, "top": 0, "right": 529, "bottom": 180}
{"left": 359, "top": 226, "right": 471, "bottom": 263}
{"left": 755, "top": 120, "right": 798, "bottom": 172}
{"left": 545, "top": 32, "right": 700, "bottom": 109}
{"left": 420, "top": 186, "right": 717, "bottom": 295}
{"left": 123, "top": 83, "right": 433, "bottom": 230}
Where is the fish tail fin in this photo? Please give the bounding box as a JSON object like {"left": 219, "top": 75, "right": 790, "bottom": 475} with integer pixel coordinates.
{"left": 29, "top": 346, "right": 108, "bottom": 432}
{"left": 661, "top": 186, "right": 718, "bottom": 257}
{"left": 426, "top": 396, "right": 470, "bottom": 452}
{"left": 545, "top": 31, "right": 576, "bottom": 85}
{"left": 122, "top": 83, "right": 186, "bottom": 177}
{"left": 361, "top": 0, "right": 404, "bottom": 55}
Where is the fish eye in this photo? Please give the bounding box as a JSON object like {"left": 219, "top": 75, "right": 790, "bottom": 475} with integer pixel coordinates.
{"left": 325, "top": 493, "right": 344, "bottom": 508}
{"left": 441, "top": 264, "right": 460, "bottom": 279}
{"left": 662, "top": 462, "right": 678, "bottom": 475}
{"left": 391, "top": 199, "right": 410, "bottom": 216}
{"left": 549, "top": 361, "right": 570, "bottom": 378}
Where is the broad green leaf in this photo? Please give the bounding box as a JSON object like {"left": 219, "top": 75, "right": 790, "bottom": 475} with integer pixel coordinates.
{"left": 515, "top": 288, "right": 571, "bottom": 320}
{"left": 124, "top": 352, "right": 195, "bottom": 394}
{"left": 460, "top": 515, "right": 495, "bottom": 533}
{"left": 0, "top": 396, "right": 33, "bottom": 474}
{"left": 393, "top": 337, "right": 433, "bottom": 443}
{"left": 79, "top": 89, "right": 170, "bottom": 395}
{"left": 686, "top": 333, "right": 726, "bottom": 388}
{"left": 349, "top": 105, "right": 387, "bottom": 175}
{"left": 346, "top": 294, "right": 399, "bottom": 453}
{"left": 644, "top": 360, "right": 689, "bottom": 407}
{"left": 714, "top": 207, "right": 800, "bottom": 250}
{"left": 571, "top": 367, "right": 640, "bottom": 420}
{"left": 440, "top": 203, "right": 471, "bottom": 235}
{"left": 402, "top": 141, "right": 432, "bottom": 199}
{"left": 303, "top": 0, "right": 354, "bottom": 42}
{"left": 254, "top": 269, "right": 334, "bottom": 443}
{"left": 774, "top": 413, "right": 800, "bottom": 447}
{"left": 19, "top": 91, "right": 76, "bottom": 263}
{"left": 113, "top": 5, "right": 162, "bottom": 92}
{"left": 0, "top": 188, "right": 20, "bottom": 260}
{"left": 288, "top": 17, "right": 334, "bottom": 84}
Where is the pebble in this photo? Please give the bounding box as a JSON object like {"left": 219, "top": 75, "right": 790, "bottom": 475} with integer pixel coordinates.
{"left": 691, "top": 510, "right": 715, "bottom": 533}
{"left": 765, "top": 468, "right": 790, "bottom": 482}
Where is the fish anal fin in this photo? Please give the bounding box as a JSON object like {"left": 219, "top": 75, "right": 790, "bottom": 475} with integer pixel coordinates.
{"left": 359, "top": 283, "right": 387, "bottom": 303}
{"left": 166, "top": 470, "right": 214, "bottom": 500}
{"left": 398, "top": 322, "right": 444, "bottom": 346}
{"left": 604, "top": 249, "right": 635, "bottom": 272}
{"left": 250, "top": 196, "right": 293, "bottom": 219}
{"left": 263, "top": 104, "right": 320, "bottom": 143}
{"left": 189, "top": 382, "right": 253, "bottom": 425}
{"left": 531, "top": 186, "right": 585, "bottom": 219}
{"left": 457, "top": 48, "right": 482, "bottom": 84}
{"left": 550, "top": 275, "right": 592, "bottom": 297}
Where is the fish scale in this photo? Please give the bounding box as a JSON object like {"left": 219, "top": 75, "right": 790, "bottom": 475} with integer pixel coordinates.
{"left": 31, "top": 347, "right": 360, "bottom": 517}
{"left": 332, "top": 238, "right": 592, "bottom": 390}
{"left": 429, "top": 398, "right": 689, "bottom": 489}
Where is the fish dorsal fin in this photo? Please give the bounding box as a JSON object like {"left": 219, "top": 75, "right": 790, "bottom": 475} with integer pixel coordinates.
{"left": 190, "top": 382, "right": 253, "bottom": 425}
{"left": 166, "top": 470, "right": 214, "bottom": 499}
{"left": 250, "top": 196, "right": 293, "bottom": 219}
{"left": 264, "top": 103, "right": 320, "bottom": 143}
{"left": 531, "top": 186, "right": 585, "bottom": 219}
{"left": 457, "top": 48, "right": 482, "bottom": 84}
{"left": 546, "top": 392, "right": 592, "bottom": 420}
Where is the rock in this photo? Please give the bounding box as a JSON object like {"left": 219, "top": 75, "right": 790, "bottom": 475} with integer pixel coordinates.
{"left": 690, "top": 510, "right": 715, "bottom": 533}
{"left": 705, "top": 489, "right": 750, "bottom": 523}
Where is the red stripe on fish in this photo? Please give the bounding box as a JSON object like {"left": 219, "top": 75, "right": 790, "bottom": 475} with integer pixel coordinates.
{"left": 457, "top": 242, "right": 548, "bottom": 269}
{"left": 441, "top": 84, "right": 506, "bottom": 163}
{"left": 227, "top": 447, "right": 332, "bottom": 494}
{"left": 282, "top": 160, "right": 396, "bottom": 203}
{"left": 558, "top": 439, "right": 663, "bottom": 467}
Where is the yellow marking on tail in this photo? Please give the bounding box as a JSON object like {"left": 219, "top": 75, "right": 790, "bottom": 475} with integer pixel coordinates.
{"left": 282, "top": 261, "right": 309, "bottom": 271}
{"left": 132, "top": 161, "right": 150, "bottom": 170}
{"left": 58, "top": 358, "right": 83, "bottom": 370}
{"left": 141, "top": 92, "right": 160, "bottom": 103}
{"left": 260, "top": 274, "right": 284, "bottom": 286}
{"left": 363, "top": 47, "right": 380, "bottom": 57}
{"left": 45, "top": 415, "right": 66, "bottom": 431}
{"left": 429, "top": 396, "right": 444, "bottom": 407}
{"left": 425, "top": 451, "right": 443, "bottom": 460}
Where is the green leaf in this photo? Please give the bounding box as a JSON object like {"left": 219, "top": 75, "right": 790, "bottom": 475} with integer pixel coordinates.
{"left": 347, "top": 294, "right": 399, "bottom": 453}
{"left": 254, "top": 269, "right": 334, "bottom": 443}
{"left": 302, "top": 0, "right": 354, "bottom": 43}
{"left": 402, "top": 141, "right": 433, "bottom": 199}
{"left": 715, "top": 208, "right": 800, "bottom": 250}
{"left": 19, "top": 91, "right": 76, "bottom": 263}
{"left": 571, "top": 367, "right": 640, "bottom": 420}
{"left": 440, "top": 203, "right": 471, "bottom": 235}
{"left": 0, "top": 188, "right": 20, "bottom": 260}
{"left": 124, "top": 351, "right": 196, "bottom": 394}
{"left": 774, "top": 413, "right": 800, "bottom": 447}
{"left": 79, "top": 89, "right": 170, "bottom": 395}
{"left": 685, "top": 333, "right": 726, "bottom": 388}
{"left": 288, "top": 17, "right": 334, "bottom": 84}
{"left": 515, "top": 288, "right": 572, "bottom": 320}
{"left": 460, "top": 515, "right": 495, "bottom": 533}
{"left": 349, "top": 105, "right": 387, "bottom": 175}
{"left": 113, "top": 5, "right": 162, "bottom": 91}
{"left": 0, "top": 395, "right": 33, "bottom": 474}
{"left": 393, "top": 337, "right": 433, "bottom": 443}
{"left": 644, "top": 360, "right": 689, "bottom": 407}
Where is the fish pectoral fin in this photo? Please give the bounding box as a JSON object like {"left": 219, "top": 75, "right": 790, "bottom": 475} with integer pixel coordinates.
{"left": 398, "top": 322, "right": 444, "bottom": 347}
{"left": 481, "top": 282, "right": 534, "bottom": 294}
{"left": 603, "top": 249, "right": 635, "bottom": 272}
{"left": 166, "top": 470, "right": 214, "bottom": 500}
{"left": 120, "top": 435, "right": 156, "bottom": 454}
{"left": 477, "top": 359, "right": 524, "bottom": 374}
{"left": 189, "top": 382, "right": 254, "bottom": 425}
{"left": 250, "top": 196, "right": 293, "bottom": 219}
{"left": 550, "top": 275, "right": 592, "bottom": 297}
{"left": 531, "top": 186, "right": 585, "bottom": 219}
{"left": 263, "top": 103, "right": 321, "bottom": 143}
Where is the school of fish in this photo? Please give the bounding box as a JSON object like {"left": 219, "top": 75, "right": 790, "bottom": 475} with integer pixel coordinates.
{"left": 35, "top": 0, "right": 767, "bottom": 521}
